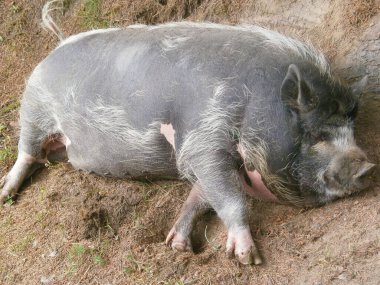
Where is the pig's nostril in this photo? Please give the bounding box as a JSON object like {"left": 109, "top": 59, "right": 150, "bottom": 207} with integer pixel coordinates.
{"left": 354, "top": 163, "right": 376, "bottom": 189}
{"left": 355, "top": 162, "right": 376, "bottom": 179}
{"left": 365, "top": 163, "right": 376, "bottom": 177}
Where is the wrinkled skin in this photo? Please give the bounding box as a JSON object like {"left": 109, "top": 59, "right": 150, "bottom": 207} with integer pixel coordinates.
{"left": 1, "top": 22, "right": 376, "bottom": 265}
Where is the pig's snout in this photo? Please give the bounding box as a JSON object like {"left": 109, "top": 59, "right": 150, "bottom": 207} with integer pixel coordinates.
{"left": 323, "top": 150, "right": 376, "bottom": 197}
{"left": 352, "top": 161, "right": 376, "bottom": 189}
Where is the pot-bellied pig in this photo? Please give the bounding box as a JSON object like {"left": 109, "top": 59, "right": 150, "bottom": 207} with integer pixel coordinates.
{"left": 0, "top": 7, "right": 375, "bottom": 265}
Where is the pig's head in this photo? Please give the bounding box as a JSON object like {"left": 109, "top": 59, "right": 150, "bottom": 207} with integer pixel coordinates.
{"left": 281, "top": 64, "right": 376, "bottom": 206}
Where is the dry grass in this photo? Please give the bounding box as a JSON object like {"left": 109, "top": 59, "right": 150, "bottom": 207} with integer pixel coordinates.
{"left": 346, "top": 0, "right": 378, "bottom": 27}
{"left": 0, "top": 0, "right": 379, "bottom": 284}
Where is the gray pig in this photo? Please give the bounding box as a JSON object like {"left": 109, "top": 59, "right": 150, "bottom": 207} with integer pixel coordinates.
{"left": 0, "top": 5, "right": 375, "bottom": 265}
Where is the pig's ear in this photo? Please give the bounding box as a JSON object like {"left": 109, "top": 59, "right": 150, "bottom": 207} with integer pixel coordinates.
{"left": 350, "top": 75, "right": 368, "bottom": 98}
{"left": 281, "top": 64, "right": 318, "bottom": 113}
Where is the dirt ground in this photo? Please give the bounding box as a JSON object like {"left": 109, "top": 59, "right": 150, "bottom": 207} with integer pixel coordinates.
{"left": 1, "top": 0, "right": 380, "bottom": 284}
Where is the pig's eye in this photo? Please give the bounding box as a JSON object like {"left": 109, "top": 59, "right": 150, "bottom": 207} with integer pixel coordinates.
{"left": 310, "top": 132, "right": 329, "bottom": 143}
{"left": 321, "top": 133, "right": 330, "bottom": 141}
{"left": 329, "top": 101, "right": 339, "bottom": 115}
{"left": 346, "top": 104, "right": 358, "bottom": 119}
{"left": 320, "top": 101, "right": 339, "bottom": 118}
{"left": 317, "top": 133, "right": 328, "bottom": 141}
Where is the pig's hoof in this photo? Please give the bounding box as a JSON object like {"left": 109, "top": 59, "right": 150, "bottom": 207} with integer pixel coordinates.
{"left": 226, "top": 228, "right": 262, "bottom": 265}
{"left": 165, "top": 226, "right": 193, "bottom": 252}
{"left": 0, "top": 194, "right": 7, "bottom": 206}
{"left": 0, "top": 177, "right": 17, "bottom": 206}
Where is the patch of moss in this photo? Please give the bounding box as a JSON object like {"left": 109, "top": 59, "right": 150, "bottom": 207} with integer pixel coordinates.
{"left": 81, "top": 0, "right": 109, "bottom": 29}
{"left": 11, "top": 234, "right": 35, "bottom": 254}
{"left": 0, "top": 101, "right": 20, "bottom": 116}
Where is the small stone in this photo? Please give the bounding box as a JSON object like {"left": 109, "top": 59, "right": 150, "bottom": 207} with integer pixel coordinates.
{"left": 337, "top": 272, "right": 352, "bottom": 281}
{"left": 312, "top": 223, "right": 321, "bottom": 230}
{"left": 183, "top": 277, "right": 196, "bottom": 284}
{"left": 336, "top": 266, "right": 344, "bottom": 272}
{"left": 9, "top": 120, "right": 19, "bottom": 128}
{"left": 48, "top": 250, "right": 57, "bottom": 258}
{"left": 40, "top": 275, "right": 54, "bottom": 284}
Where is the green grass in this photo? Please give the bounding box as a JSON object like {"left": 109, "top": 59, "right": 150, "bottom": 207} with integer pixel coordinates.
{"left": 93, "top": 254, "right": 104, "bottom": 265}
{"left": 122, "top": 255, "right": 138, "bottom": 274}
{"left": 0, "top": 146, "right": 17, "bottom": 161}
{"left": 66, "top": 243, "right": 107, "bottom": 276}
{"left": 122, "top": 250, "right": 148, "bottom": 275}
{"left": 0, "top": 101, "right": 20, "bottom": 116}
{"left": 81, "top": 0, "right": 109, "bottom": 29}
{"left": 10, "top": 4, "right": 21, "bottom": 14}
{"left": 71, "top": 244, "right": 86, "bottom": 256}
{"left": 11, "top": 233, "right": 35, "bottom": 254}
{"left": 1, "top": 216, "right": 14, "bottom": 228}
{"left": 5, "top": 196, "right": 15, "bottom": 206}
{"left": 39, "top": 186, "right": 48, "bottom": 201}
{"left": 0, "top": 132, "right": 17, "bottom": 162}
{"left": 66, "top": 244, "right": 86, "bottom": 276}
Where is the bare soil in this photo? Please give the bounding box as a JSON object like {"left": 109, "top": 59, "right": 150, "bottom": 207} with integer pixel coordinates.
{"left": 1, "top": 0, "right": 379, "bottom": 284}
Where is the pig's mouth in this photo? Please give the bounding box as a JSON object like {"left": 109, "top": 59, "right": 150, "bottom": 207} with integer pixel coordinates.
{"left": 326, "top": 172, "right": 375, "bottom": 198}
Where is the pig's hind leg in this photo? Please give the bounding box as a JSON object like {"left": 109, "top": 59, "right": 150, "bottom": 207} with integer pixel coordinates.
{"left": 0, "top": 152, "right": 43, "bottom": 204}
{"left": 0, "top": 138, "right": 45, "bottom": 204}
{"left": 165, "top": 182, "right": 210, "bottom": 251}
{"left": 0, "top": 114, "right": 66, "bottom": 204}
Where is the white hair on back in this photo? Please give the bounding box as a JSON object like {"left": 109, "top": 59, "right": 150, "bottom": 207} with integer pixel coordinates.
{"left": 160, "top": 35, "right": 191, "bottom": 51}
{"left": 142, "top": 22, "right": 331, "bottom": 75}
{"left": 41, "top": 2, "right": 330, "bottom": 76}
{"left": 58, "top": 28, "right": 121, "bottom": 47}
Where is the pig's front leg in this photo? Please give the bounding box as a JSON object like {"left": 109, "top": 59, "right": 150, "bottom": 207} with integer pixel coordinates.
{"left": 165, "top": 182, "right": 210, "bottom": 251}
{"left": 191, "top": 154, "right": 262, "bottom": 265}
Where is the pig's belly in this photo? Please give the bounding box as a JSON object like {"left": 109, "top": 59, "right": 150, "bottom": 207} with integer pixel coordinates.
{"left": 60, "top": 126, "right": 178, "bottom": 179}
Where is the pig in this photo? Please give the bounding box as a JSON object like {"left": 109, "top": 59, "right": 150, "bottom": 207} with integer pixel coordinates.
{"left": 0, "top": 3, "right": 375, "bottom": 265}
